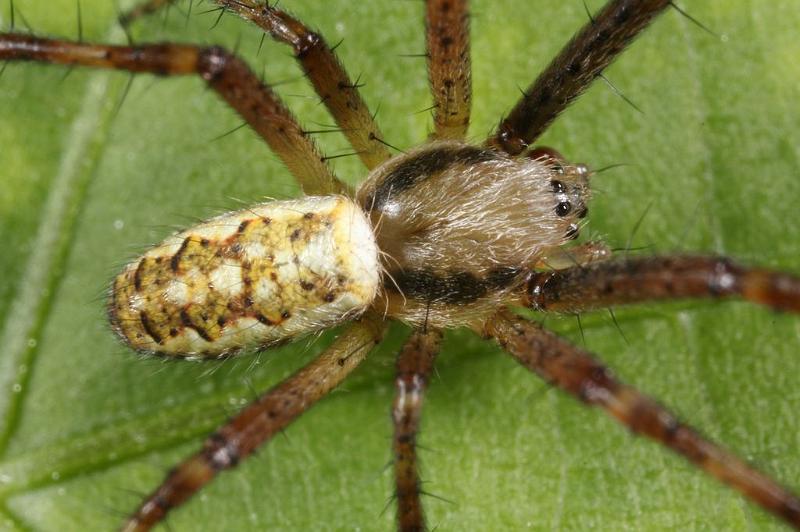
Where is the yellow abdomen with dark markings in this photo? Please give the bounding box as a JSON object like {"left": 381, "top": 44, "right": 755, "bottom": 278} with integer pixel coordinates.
{"left": 108, "top": 196, "right": 380, "bottom": 358}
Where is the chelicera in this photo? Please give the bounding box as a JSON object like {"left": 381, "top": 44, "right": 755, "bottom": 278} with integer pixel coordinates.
{"left": 1, "top": 0, "right": 799, "bottom": 530}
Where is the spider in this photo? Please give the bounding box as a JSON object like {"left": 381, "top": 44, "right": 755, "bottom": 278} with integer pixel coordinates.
{"left": 1, "top": 1, "right": 800, "bottom": 532}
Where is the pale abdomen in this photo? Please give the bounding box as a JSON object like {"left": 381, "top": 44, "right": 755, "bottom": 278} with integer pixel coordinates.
{"left": 108, "top": 196, "right": 380, "bottom": 358}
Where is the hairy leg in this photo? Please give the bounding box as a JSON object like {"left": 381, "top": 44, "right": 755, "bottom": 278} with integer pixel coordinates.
{"left": 122, "top": 315, "right": 385, "bottom": 532}
{"left": 522, "top": 255, "right": 800, "bottom": 313}
{"left": 476, "top": 310, "right": 800, "bottom": 528}
{"left": 488, "top": 0, "right": 670, "bottom": 155}
{"left": 122, "top": 0, "right": 392, "bottom": 169}
{"left": 0, "top": 33, "right": 346, "bottom": 195}
{"left": 392, "top": 329, "right": 442, "bottom": 532}
{"left": 425, "top": 0, "right": 471, "bottom": 140}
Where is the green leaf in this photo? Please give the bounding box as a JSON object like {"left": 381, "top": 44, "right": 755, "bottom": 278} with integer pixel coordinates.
{"left": 0, "top": 1, "right": 798, "bottom": 530}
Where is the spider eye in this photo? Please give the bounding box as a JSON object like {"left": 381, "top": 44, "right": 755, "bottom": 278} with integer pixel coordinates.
{"left": 555, "top": 201, "right": 572, "bottom": 217}
{"left": 551, "top": 180, "right": 565, "bottom": 193}
{"left": 576, "top": 205, "right": 588, "bottom": 219}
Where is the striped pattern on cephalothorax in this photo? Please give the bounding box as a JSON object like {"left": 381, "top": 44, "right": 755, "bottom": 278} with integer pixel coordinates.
{"left": 109, "top": 196, "right": 380, "bottom": 358}
{"left": 357, "top": 141, "right": 590, "bottom": 328}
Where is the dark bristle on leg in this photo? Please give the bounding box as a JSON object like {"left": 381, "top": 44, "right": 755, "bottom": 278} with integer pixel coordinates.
{"left": 393, "top": 329, "right": 442, "bottom": 532}
{"left": 122, "top": 317, "right": 384, "bottom": 532}
{"left": 488, "top": 0, "right": 670, "bottom": 154}
{"left": 478, "top": 310, "right": 800, "bottom": 529}
{"left": 524, "top": 255, "right": 800, "bottom": 313}
{"left": 0, "top": 33, "right": 346, "bottom": 195}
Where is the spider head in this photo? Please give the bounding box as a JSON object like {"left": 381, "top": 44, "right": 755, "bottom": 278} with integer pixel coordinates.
{"left": 527, "top": 147, "right": 591, "bottom": 233}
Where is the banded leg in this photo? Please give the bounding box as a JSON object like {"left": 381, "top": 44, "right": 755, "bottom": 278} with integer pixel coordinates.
{"left": 122, "top": 316, "right": 385, "bottom": 532}
{"left": 477, "top": 310, "right": 800, "bottom": 528}
{"left": 488, "top": 0, "right": 670, "bottom": 155}
{"left": 523, "top": 255, "right": 800, "bottom": 313}
{"left": 426, "top": 0, "right": 471, "bottom": 139}
{"left": 122, "top": 0, "right": 392, "bottom": 169}
{"left": 0, "top": 34, "right": 346, "bottom": 195}
{"left": 393, "top": 329, "right": 442, "bottom": 532}
{"left": 218, "top": 1, "right": 392, "bottom": 169}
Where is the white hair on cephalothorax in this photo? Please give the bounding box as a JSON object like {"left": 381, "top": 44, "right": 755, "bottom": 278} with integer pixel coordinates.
{"left": 356, "top": 141, "right": 590, "bottom": 327}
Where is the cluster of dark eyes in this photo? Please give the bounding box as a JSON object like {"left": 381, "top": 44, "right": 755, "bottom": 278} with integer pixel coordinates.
{"left": 550, "top": 179, "right": 573, "bottom": 217}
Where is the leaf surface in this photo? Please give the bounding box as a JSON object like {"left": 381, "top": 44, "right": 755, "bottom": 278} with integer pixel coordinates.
{"left": 0, "top": 1, "right": 798, "bottom": 530}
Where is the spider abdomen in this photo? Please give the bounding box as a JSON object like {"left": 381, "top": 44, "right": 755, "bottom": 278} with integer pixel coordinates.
{"left": 108, "top": 196, "right": 380, "bottom": 358}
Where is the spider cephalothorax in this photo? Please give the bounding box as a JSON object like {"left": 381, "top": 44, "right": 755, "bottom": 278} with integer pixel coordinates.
{"left": 359, "top": 141, "right": 590, "bottom": 327}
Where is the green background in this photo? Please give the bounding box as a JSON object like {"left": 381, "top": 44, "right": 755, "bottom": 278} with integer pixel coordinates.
{"left": 0, "top": 0, "right": 799, "bottom": 530}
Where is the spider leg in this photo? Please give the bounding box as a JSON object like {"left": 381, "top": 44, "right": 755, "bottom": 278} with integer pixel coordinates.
{"left": 425, "top": 0, "right": 471, "bottom": 140}
{"left": 121, "top": 315, "right": 385, "bottom": 532}
{"left": 121, "top": 0, "right": 391, "bottom": 168}
{"left": 0, "top": 33, "right": 346, "bottom": 195}
{"left": 212, "top": 1, "right": 392, "bottom": 169}
{"left": 487, "top": 0, "right": 670, "bottom": 155}
{"left": 476, "top": 309, "right": 800, "bottom": 528}
{"left": 522, "top": 255, "right": 800, "bottom": 313}
{"left": 392, "top": 329, "right": 442, "bottom": 531}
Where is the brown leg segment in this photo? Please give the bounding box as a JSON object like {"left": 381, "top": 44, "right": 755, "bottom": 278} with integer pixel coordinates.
{"left": 213, "top": 0, "right": 391, "bottom": 170}
{"left": 120, "top": 0, "right": 391, "bottom": 168}
{"left": 523, "top": 255, "right": 800, "bottom": 313}
{"left": 121, "top": 316, "right": 385, "bottom": 532}
{"left": 426, "top": 0, "right": 471, "bottom": 140}
{"left": 0, "top": 33, "right": 345, "bottom": 195}
{"left": 478, "top": 310, "right": 800, "bottom": 528}
{"left": 393, "top": 329, "right": 442, "bottom": 532}
{"left": 488, "top": 0, "right": 670, "bottom": 155}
